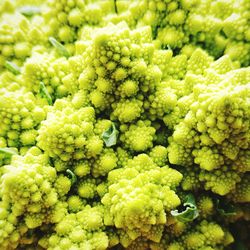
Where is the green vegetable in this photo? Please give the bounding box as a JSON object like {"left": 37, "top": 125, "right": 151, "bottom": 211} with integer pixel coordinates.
{"left": 102, "top": 123, "right": 119, "bottom": 147}
{"left": 66, "top": 169, "right": 77, "bottom": 185}
{"left": 0, "top": 1, "right": 249, "bottom": 249}
{"left": 114, "top": 0, "right": 118, "bottom": 14}
{"left": 171, "top": 194, "right": 199, "bottom": 222}
{"left": 49, "top": 37, "right": 70, "bottom": 58}
{"left": 215, "top": 198, "right": 236, "bottom": 216}
{"left": 4, "top": 61, "right": 21, "bottom": 75}
{"left": 39, "top": 82, "right": 52, "bottom": 105}
{"left": 0, "top": 148, "right": 18, "bottom": 156}
{"left": 19, "top": 6, "right": 41, "bottom": 17}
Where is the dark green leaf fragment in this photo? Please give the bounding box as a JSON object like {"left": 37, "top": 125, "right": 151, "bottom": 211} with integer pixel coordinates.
{"left": 66, "top": 169, "right": 77, "bottom": 185}
{"left": 5, "top": 61, "right": 21, "bottom": 75}
{"left": 215, "top": 198, "right": 236, "bottom": 216}
{"left": 19, "top": 6, "right": 41, "bottom": 16}
{"left": 39, "top": 82, "right": 52, "bottom": 105}
{"left": 171, "top": 193, "right": 199, "bottom": 222}
{"left": 49, "top": 37, "right": 70, "bottom": 58}
{"left": 114, "top": 0, "right": 118, "bottom": 14}
{"left": 102, "top": 123, "right": 119, "bottom": 147}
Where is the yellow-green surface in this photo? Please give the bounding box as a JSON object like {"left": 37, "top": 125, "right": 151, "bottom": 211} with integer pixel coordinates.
{"left": 0, "top": 0, "right": 249, "bottom": 249}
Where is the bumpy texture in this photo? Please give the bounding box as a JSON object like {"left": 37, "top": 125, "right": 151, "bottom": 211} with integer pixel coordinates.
{"left": 0, "top": 0, "right": 249, "bottom": 250}
{"left": 167, "top": 60, "right": 250, "bottom": 195}
{"left": 0, "top": 147, "right": 70, "bottom": 248}
{"left": 102, "top": 154, "right": 182, "bottom": 245}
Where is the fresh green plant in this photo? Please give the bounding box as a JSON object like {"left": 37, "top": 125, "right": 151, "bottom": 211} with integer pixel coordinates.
{"left": 0, "top": 0, "right": 249, "bottom": 249}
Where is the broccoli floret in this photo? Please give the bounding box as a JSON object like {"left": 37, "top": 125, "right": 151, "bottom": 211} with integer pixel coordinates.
{"left": 0, "top": 147, "right": 70, "bottom": 233}
{"left": 37, "top": 99, "right": 103, "bottom": 161}
{"left": 0, "top": 1, "right": 249, "bottom": 249}
{"left": 163, "top": 220, "right": 232, "bottom": 250}
{"left": 120, "top": 120, "right": 156, "bottom": 152}
{"left": 101, "top": 154, "right": 182, "bottom": 245}
{"left": 40, "top": 205, "right": 108, "bottom": 250}
{"left": 168, "top": 63, "right": 250, "bottom": 195}
{"left": 0, "top": 89, "right": 46, "bottom": 147}
{"left": 228, "top": 173, "right": 250, "bottom": 203}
